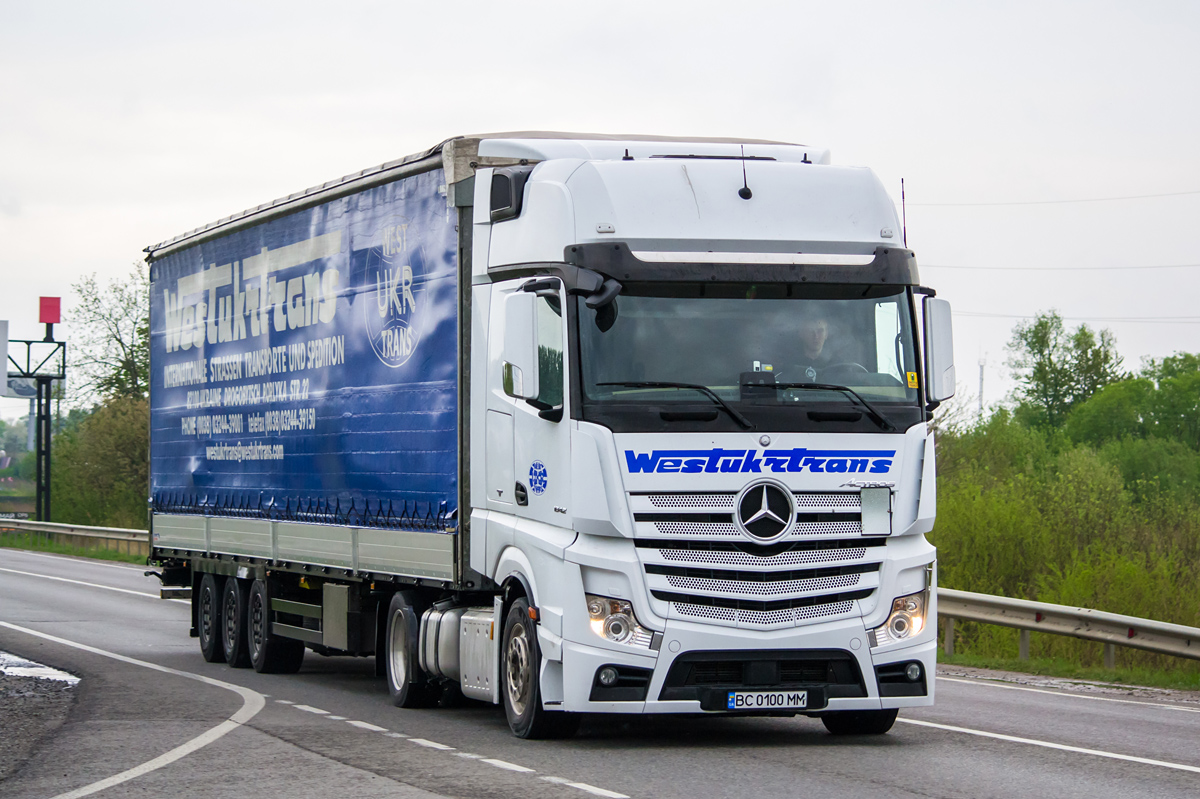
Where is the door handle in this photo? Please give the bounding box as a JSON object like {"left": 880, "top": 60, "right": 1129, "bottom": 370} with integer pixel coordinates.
{"left": 514, "top": 482, "right": 529, "bottom": 506}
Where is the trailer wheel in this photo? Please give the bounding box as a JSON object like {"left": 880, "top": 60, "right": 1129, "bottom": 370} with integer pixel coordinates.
{"left": 501, "top": 598, "right": 580, "bottom": 739}
{"left": 197, "top": 574, "right": 226, "bottom": 663}
{"left": 821, "top": 709, "right": 898, "bottom": 735}
{"left": 221, "top": 577, "right": 251, "bottom": 668}
{"left": 248, "top": 579, "right": 304, "bottom": 674}
{"left": 384, "top": 592, "right": 439, "bottom": 708}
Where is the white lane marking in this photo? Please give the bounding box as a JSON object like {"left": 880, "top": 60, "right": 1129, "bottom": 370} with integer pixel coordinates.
{"left": 294, "top": 704, "right": 329, "bottom": 715}
{"left": 274, "top": 699, "right": 295, "bottom": 705}
{"left": 482, "top": 758, "right": 535, "bottom": 773}
{"left": 384, "top": 732, "right": 409, "bottom": 739}
{"left": 939, "top": 675, "right": 1200, "bottom": 713}
{"left": 346, "top": 720, "right": 388, "bottom": 732}
{"left": 2, "top": 549, "right": 147, "bottom": 571}
{"left": 328, "top": 715, "right": 347, "bottom": 721}
{"left": 0, "top": 651, "right": 80, "bottom": 683}
{"left": 0, "top": 621, "right": 266, "bottom": 798}
{"left": 409, "top": 738, "right": 454, "bottom": 750}
{"left": 541, "top": 775, "right": 631, "bottom": 798}
{"left": 0, "top": 567, "right": 189, "bottom": 604}
{"left": 455, "top": 752, "right": 484, "bottom": 759}
{"left": 897, "top": 717, "right": 1200, "bottom": 774}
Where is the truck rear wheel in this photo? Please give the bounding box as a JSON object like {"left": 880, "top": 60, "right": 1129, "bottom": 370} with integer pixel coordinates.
{"left": 248, "top": 578, "right": 304, "bottom": 674}
{"left": 384, "top": 592, "right": 439, "bottom": 708}
{"left": 821, "top": 709, "right": 898, "bottom": 735}
{"left": 198, "top": 574, "right": 225, "bottom": 663}
{"left": 221, "top": 577, "right": 251, "bottom": 668}
{"left": 501, "top": 598, "right": 579, "bottom": 739}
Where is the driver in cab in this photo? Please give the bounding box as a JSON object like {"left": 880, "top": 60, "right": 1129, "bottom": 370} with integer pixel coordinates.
{"left": 792, "top": 315, "right": 832, "bottom": 382}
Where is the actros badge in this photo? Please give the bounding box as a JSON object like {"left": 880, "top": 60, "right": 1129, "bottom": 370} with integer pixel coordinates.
{"left": 734, "top": 480, "right": 795, "bottom": 541}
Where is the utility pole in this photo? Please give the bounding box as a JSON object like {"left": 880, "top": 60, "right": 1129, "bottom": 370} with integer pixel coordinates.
{"left": 978, "top": 356, "right": 986, "bottom": 419}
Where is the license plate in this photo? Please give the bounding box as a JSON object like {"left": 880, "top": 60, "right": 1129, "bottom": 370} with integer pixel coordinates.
{"left": 726, "top": 690, "right": 808, "bottom": 710}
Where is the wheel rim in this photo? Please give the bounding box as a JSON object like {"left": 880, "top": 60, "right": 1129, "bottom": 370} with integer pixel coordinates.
{"left": 200, "top": 585, "right": 214, "bottom": 644}
{"left": 223, "top": 589, "right": 237, "bottom": 653}
{"left": 505, "top": 620, "right": 531, "bottom": 717}
{"left": 388, "top": 609, "right": 407, "bottom": 690}
{"left": 250, "top": 592, "right": 264, "bottom": 659}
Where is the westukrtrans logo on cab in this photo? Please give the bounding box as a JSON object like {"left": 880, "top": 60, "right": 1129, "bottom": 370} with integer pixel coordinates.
{"left": 624, "top": 448, "right": 895, "bottom": 475}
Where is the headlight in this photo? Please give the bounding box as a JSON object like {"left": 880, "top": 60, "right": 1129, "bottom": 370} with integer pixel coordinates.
{"left": 586, "top": 594, "right": 654, "bottom": 648}
{"left": 869, "top": 590, "right": 929, "bottom": 647}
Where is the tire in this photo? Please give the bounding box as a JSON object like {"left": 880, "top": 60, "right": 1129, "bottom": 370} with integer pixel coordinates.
{"left": 221, "top": 577, "right": 251, "bottom": 668}
{"left": 384, "top": 592, "right": 439, "bottom": 708}
{"left": 248, "top": 578, "right": 304, "bottom": 674}
{"left": 501, "top": 598, "right": 580, "bottom": 739}
{"left": 197, "top": 573, "right": 225, "bottom": 663}
{"left": 821, "top": 708, "right": 899, "bottom": 735}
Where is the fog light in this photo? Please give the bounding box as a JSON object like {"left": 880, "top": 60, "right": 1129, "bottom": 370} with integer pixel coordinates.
{"left": 905, "top": 662, "right": 922, "bottom": 682}
{"left": 598, "top": 666, "right": 619, "bottom": 686}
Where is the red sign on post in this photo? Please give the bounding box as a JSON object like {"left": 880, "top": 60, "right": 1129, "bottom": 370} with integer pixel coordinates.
{"left": 39, "top": 297, "right": 61, "bottom": 324}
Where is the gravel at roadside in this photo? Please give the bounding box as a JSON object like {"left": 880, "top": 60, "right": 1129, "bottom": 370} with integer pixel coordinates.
{"left": 0, "top": 667, "right": 78, "bottom": 783}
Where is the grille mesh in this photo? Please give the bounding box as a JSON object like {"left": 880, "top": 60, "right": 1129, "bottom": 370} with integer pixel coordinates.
{"left": 793, "top": 521, "right": 861, "bottom": 536}
{"left": 649, "top": 521, "right": 861, "bottom": 537}
{"left": 672, "top": 599, "right": 855, "bottom": 626}
{"left": 653, "top": 522, "right": 741, "bottom": 537}
{"left": 665, "top": 573, "right": 861, "bottom": 597}
{"left": 646, "top": 494, "right": 736, "bottom": 509}
{"left": 675, "top": 603, "right": 737, "bottom": 621}
{"left": 794, "top": 493, "right": 860, "bottom": 509}
{"left": 657, "top": 546, "right": 868, "bottom": 567}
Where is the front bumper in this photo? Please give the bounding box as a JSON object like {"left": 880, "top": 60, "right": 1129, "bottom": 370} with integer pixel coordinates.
{"left": 557, "top": 614, "right": 936, "bottom": 714}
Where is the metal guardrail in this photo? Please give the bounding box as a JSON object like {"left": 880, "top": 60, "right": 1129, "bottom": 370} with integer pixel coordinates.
{"left": 0, "top": 518, "right": 148, "bottom": 544}
{"left": 938, "top": 587, "right": 1200, "bottom": 666}
{"left": 2, "top": 518, "right": 1199, "bottom": 664}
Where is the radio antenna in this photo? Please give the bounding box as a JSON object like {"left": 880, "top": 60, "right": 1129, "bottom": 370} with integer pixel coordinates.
{"left": 901, "top": 178, "right": 908, "bottom": 247}
{"left": 738, "top": 145, "right": 753, "bottom": 200}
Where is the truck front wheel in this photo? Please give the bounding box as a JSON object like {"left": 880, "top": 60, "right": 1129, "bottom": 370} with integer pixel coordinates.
{"left": 501, "top": 598, "right": 579, "bottom": 739}
{"left": 197, "top": 574, "right": 225, "bottom": 663}
{"left": 384, "top": 592, "right": 439, "bottom": 708}
{"left": 248, "top": 579, "right": 304, "bottom": 674}
{"left": 821, "top": 709, "right": 898, "bottom": 735}
{"left": 221, "top": 577, "right": 251, "bottom": 668}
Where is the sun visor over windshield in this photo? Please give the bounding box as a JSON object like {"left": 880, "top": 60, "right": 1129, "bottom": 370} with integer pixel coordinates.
{"left": 564, "top": 242, "right": 919, "bottom": 285}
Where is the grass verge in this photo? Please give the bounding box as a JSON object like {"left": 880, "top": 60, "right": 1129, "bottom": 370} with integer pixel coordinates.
{"left": 938, "top": 651, "right": 1200, "bottom": 692}
{"left": 0, "top": 532, "right": 147, "bottom": 565}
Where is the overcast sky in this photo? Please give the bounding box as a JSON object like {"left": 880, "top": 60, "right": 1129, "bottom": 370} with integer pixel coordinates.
{"left": 2, "top": 0, "right": 1198, "bottom": 420}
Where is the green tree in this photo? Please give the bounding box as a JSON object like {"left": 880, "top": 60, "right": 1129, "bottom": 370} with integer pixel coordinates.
{"left": 70, "top": 264, "right": 150, "bottom": 403}
{"left": 1006, "top": 311, "right": 1124, "bottom": 427}
{"left": 51, "top": 396, "right": 149, "bottom": 528}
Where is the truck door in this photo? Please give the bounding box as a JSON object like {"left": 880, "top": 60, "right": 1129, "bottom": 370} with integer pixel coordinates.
{"left": 502, "top": 279, "right": 571, "bottom": 528}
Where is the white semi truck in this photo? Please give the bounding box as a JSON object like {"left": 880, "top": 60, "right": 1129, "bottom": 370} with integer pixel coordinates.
{"left": 146, "top": 132, "right": 954, "bottom": 739}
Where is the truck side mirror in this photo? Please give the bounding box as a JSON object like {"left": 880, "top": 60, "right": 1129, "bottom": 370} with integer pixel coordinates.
{"left": 502, "top": 291, "right": 540, "bottom": 399}
{"left": 922, "top": 297, "right": 955, "bottom": 403}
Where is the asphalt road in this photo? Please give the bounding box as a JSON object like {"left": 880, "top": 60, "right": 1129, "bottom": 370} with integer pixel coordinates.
{"left": 2, "top": 548, "right": 1199, "bottom": 799}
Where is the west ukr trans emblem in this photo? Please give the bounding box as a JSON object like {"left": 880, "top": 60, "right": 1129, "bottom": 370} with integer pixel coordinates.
{"left": 364, "top": 218, "right": 426, "bottom": 367}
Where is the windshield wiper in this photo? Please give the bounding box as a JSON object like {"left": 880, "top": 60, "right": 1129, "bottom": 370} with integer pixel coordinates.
{"left": 767, "top": 382, "right": 897, "bottom": 432}
{"left": 597, "top": 381, "right": 755, "bottom": 430}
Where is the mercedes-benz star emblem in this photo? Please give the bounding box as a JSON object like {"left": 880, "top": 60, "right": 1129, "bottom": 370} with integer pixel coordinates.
{"left": 735, "top": 481, "right": 795, "bottom": 541}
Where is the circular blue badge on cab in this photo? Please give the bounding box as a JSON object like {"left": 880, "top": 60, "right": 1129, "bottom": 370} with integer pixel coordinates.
{"left": 529, "top": 461, "right": 548, "bottom": 495}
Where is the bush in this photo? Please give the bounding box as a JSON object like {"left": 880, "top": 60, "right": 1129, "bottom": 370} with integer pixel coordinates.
{"left": 50, "top": 396, "right": 148, "bottom": 528}
{"left": 930, "top": 411, "right": 1200, "bottom": 674}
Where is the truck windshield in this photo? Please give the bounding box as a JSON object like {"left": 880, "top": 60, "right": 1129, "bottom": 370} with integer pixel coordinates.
{"left": 577, "top": 283, "right": 923, "bottom": 433}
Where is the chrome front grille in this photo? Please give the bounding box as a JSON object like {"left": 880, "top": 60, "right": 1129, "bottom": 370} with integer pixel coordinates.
{"left": 633, "top": 489, "right": 878, "bottom": 623}
{"left": 632, "top": 491, "right": 865, "bottom": 542}
{"left": 632, "top": 488, "right": 882, "bottom": 629}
